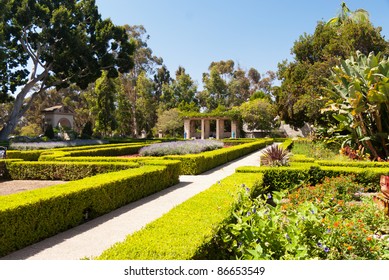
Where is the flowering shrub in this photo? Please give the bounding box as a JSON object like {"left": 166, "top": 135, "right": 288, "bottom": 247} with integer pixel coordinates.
{"left": 139, "top": 140, "right": 224, "bottom": 156}
{"left": 340, "top": 145, "right": 370, "bottom": 161}
{"left": 216, "top": 176, "right": 389, "bottom": 260}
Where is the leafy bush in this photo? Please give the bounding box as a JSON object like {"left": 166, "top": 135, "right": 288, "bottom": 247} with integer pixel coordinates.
{"left": 216, "top": 176, "right": 389, "bottom": 260}
{"left": 7, "top": 161, "right": 140, "bottom": 180}
{"left": 260, "top": 144, "right": 291, "bottom": 166}
{"left": 139, "top": 140, "right": 223, "bottom": 156}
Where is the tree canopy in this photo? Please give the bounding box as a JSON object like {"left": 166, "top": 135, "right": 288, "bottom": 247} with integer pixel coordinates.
{"left": 275, "top": 2, "right": 388, "bottom": 128}
{"left": 0, "top": 0, "right": 134, "bottom": 140}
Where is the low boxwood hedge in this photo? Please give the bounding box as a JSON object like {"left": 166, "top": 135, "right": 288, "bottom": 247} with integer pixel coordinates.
{"left": 316, "top": 160, "right": 389, "bottom": 168}
{"left": 66, "top": 144, "right": 145, "bottom": 157}
{"left": 236, "top": 164, "right": 387, "bottom": 192}
{"left": 164, "top": 139, "right": 274, "bottom": 175}
{"left": 0, "top": 159, "right": 23, "bottom": 179}
{"left": 6, "top": 150, "right": 45, "bottom": 161}
{"left": 0, "top": 161, "right": 181, "bottom": 257}
{"left": 6, "top": 161, "right": 140, "bottom": 181}
{"left": 38, "top": 144, "right": 148, "bottom": 161}
{"left": 97, "top": 172, "right": 265, "bottom": 260}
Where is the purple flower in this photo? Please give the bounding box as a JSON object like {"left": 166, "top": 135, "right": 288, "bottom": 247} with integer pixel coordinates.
{"left": 324, "top": 247, "right": 330, "bottom": 253}
{"left": 267, "top": 193, "right": 272, "bottom": 199}
{"left": 317, "top": 242, "right": 322, "bottom": 248}
{"left": 310, "top": 209, "right": 315, "bottom": 214}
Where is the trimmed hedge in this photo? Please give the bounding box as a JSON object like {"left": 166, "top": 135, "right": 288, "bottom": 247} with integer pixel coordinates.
{"left": 316, "top": 160, "right": 389, "bottom": 168}
{"left": 0, "top": 159, "right": 23, "bottom": 179}
{"left": 52, "top": 156, "right": 158, "bottom": 163}
{"left": 222, "top": 138, "right": 260, "bottom": 146}
{"left": 0, "top": 161, "right": 181, "bottom": 257}
{"left": 97, "top": 172, "right": 264, "bottom": 260}
{"left": 6, "top": 161, "right": 140, "bottom": 181}
{"left": 54, "top": 142, "right": 142, "bottom": 152}
{"left": 38, "top": 144, "right": 147, "bottom": 161}
{"left": 62, "top": 144, "right": 145, "bottom": 157}
{"left": 279, "top": 138, "right": 293, "bottom": 150}
{"left": 164, "top": 139, "right": 273, "bottom": 175}
{"left": 236, "top": 164, "right": 388, "bottom": 192}
{"left": 6, "top": 150, "right": 45, "bottom": 161}
{"left": 290, "top": 154, "right": 316, "bottom": 162}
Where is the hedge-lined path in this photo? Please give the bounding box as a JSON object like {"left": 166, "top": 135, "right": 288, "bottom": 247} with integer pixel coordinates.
{"left": 2, "top": 145, "right": 269, "bottom": 260}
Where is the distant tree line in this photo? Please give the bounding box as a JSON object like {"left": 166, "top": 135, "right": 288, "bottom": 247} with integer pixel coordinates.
{"left": 0, "top": 1, "right": 388, "bottom": 143}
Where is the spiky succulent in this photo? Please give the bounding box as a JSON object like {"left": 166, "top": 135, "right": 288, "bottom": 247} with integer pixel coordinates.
{"left": 260, "top": 144, "right": 291, "bottom": 167}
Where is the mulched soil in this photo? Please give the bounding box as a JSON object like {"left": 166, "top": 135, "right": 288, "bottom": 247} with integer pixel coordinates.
{"left": 0, "top": 180, "right": 65, "bottom": 196}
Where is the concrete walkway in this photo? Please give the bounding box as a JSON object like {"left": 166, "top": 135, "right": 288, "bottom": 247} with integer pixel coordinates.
{"left": 2, "top": 147, "right": 267, "bottom": 260}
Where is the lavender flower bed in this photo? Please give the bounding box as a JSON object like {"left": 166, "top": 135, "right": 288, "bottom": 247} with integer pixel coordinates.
{"left": 139, "top": 140, "right": 224, "bottom": 156}
{"left": 9, "top": 139, "right": 109, "bottom": 150}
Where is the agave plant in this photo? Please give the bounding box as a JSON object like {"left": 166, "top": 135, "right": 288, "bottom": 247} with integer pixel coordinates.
{"left": 260, "top": 144, "right": 291, "bottom": 167}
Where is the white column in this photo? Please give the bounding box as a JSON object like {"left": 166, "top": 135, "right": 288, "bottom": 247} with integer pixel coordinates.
{"left": 184, "top": 119, "right": 191, "bottom": 139}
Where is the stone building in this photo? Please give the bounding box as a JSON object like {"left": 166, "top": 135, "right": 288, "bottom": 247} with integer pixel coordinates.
{"left": 42, "top": 105, "right": 74, "bottom": 130}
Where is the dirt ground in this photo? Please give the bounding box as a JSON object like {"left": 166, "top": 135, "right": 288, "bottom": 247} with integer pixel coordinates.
{"left": 0, "top": 180, "right": 66, "bottom": 196}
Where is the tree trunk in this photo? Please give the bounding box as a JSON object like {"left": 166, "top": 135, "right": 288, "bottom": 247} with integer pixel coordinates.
{"left": 0, "top": 81, "right": 45, "bottom": 141}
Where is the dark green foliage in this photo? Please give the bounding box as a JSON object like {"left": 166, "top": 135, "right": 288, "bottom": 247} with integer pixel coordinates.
{"left": 95, "top": 71, "right": 119, "bottom": 137}
{"left": 44, "top": 125, "right": 55, "bottom": 140}
{"left": 81, "top": 121, "right": 93, "bottom": 139}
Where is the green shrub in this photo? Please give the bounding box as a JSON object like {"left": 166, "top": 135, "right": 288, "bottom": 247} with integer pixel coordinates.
{"left": 216, "top": 177, "right": 389, "bottom": 260}
{"left": 222, "top": 138, "right": 259, "bottom": 146}
{"left": 97, "top": 173, "right": 264, "bottom": 260}
{"left": 38, "top": 144, "right": 147, "bottom": 161}
{"left": 0, "top": 162, "right": 180, "bottom": 257}
{"left": 279, "top": 138, "right": 293, "bottom": 150}
{"left": 317, "top": 160, "right": 389, "bottom": 168}
{"left": 7, "top": 161, "right": 140, "bottom": 180}
{"left": 6, "top": 150, "right": 45, "bottom": 161}
{"left": 236, "top": 164, "right": 389, "bottom": 192}
{"left": 0, "top": 159, "right": 23, "bottom": 179}
{"left": 164, "top": 139, "right": 273, "bottom": 175}
{"left": 67, "top": 144, "right": 144, "bottom": 157}
{"left": 290, "top": 154, "right": 316, "bottom": 162}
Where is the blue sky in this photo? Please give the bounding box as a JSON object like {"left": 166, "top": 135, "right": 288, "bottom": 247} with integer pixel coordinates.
{"left": 95, "top": 0, "right": 389, "bottom": 87}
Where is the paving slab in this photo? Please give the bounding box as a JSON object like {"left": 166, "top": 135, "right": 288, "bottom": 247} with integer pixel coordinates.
{"left": 2, "top": 147, "right": 267, "bottom": 260}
